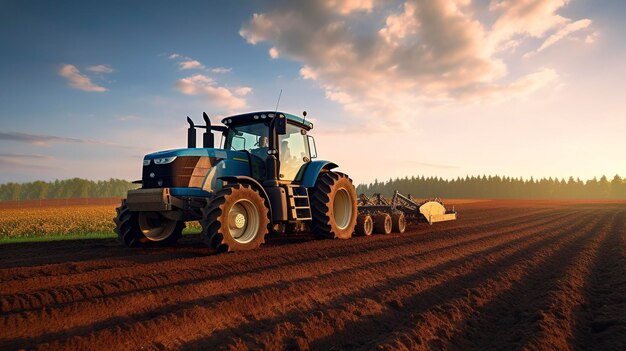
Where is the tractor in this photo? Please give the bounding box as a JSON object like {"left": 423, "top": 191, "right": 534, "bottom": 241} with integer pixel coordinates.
{"left": 114, "top": 111, "right": 361, "bottom": 252}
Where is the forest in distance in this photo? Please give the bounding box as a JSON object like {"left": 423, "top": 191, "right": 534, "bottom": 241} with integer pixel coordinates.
{"left": 0, "top": 174, "right": 624, "bottom": 201}
{"left": 357, "top": 174, "right": 626, "bottom": 199}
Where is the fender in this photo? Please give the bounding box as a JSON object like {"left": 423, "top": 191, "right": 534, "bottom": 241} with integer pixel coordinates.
{"left": 300, "top": 160, "right": 339, "bottom": 188}
{"left": 218, "top": 175, "right": 272, "bottom": 220}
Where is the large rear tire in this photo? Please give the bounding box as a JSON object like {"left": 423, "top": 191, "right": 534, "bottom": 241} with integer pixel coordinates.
{"left": 114, "top": 200, "right": 184, "bottom": 247}
{"left": 310, "top": 171, "right": 358, "bottom": 240}
{"left": 201, "top": 183, "right": 270, "bottom": 253}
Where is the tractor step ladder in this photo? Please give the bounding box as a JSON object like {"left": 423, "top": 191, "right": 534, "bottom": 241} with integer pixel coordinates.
{"left": 286, "top": 185, "right": 312, "bottom": 220}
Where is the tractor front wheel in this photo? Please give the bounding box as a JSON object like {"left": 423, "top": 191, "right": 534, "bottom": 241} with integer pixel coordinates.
{"left": 201, "top": 183, "right": 270, "bottom": 253}
{"left": 114, "top": 200, "right": 184, "bottom": 247}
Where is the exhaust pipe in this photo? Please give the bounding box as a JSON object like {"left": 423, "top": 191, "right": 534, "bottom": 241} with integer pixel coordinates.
{"left": 202, "top": 112, "right": 214, "bottom": 148}
{"left": 187, "top": 117, "right": 196, "bottom": 148}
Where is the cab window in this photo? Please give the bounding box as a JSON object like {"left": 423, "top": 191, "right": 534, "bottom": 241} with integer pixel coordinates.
{"left": 279, "top": 124, "right": 310, "bottom": 181}
{"left": 224, "top": 121, "right": 269, "bottom": 153}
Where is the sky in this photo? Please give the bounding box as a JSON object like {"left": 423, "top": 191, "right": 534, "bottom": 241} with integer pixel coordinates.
{"left": 0, "top": 0, "right": 625, "bottom": 185}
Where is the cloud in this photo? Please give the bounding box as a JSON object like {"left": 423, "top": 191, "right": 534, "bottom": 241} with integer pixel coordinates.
{"left": 0, "top": 131, "right": 131, "bottom": 148}
{"left": 0, "top": 152, "right": 53, "bottom": 159}
{"left": 86, "top": 64, "right": 114, "bottom": 74}
{"left": 535, "top": 18, "right": 592, "bottom": 53}
{"left": 210, "top": 67, "right": 233, "bottom": 73}
{"left": 269, "top": 47, "right": 279, "bottom": 58}
{"left": 240, "top": 0, "right": 592, "bottom": 128}
{"left": 168, "top": 53, "right": 208, "bottom": 70}
{"left": 0, "top": 156, "right": 58, "bottom": 170}
{"left": 179, "top": 59, "right": 205, "bottom": 70}
{"left": 455, "top": 68, "right": 559, "bottom": 102}
{"left": 234, "top": 87, "right": 252, "bottom": 96}
{"left": 326, "top": 0, "right": 375, "bottom": 15}
{"left": 175, "top": 74, "right": 250, "bottom": 110}
{"left": 58, "top": 64, "right": 107, "bottom": 92}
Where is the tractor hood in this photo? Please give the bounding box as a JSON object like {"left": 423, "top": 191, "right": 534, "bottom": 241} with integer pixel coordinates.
{"left": 144, "top": 148, "right": 247, "bottom": 161}
{"left": 142, "top": 148, "right": 250, "bottom": 189}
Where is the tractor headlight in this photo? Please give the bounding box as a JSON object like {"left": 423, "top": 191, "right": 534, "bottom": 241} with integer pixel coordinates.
{"left": 143, "top": 159, "right": 151, "bottom": 166}
{"left": 153, "top": 156, "right": 177, "bottom": 165}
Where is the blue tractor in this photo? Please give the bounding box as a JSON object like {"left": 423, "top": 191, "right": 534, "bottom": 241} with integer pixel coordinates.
{"left": 114, "top": 111, "right": 358, "bottom": 252}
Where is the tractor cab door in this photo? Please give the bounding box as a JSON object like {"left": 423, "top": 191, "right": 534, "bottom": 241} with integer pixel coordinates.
{"left": 278, "top": 123, "right": 310, "bottom": 182}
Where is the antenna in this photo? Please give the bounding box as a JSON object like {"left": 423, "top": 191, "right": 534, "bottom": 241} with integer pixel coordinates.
{"left": 274, "top": 89, "right": 282, "bottom": 114}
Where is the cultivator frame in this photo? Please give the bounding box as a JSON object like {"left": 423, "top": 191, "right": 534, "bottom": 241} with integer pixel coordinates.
{"left": 358, "top": 190, "right": 457, "bottom": 225}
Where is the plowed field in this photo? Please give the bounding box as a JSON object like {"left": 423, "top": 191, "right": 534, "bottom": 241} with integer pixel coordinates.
{"left": 1, "top": 200, "right": 624, "bottom": 350}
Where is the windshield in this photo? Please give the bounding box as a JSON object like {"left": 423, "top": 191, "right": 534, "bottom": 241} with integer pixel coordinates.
{"left": 223, "top": 121, "right": 269, "bottom": 152}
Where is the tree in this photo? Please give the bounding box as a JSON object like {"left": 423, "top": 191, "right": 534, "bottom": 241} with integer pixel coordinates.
{"left": 610, "top": 175, "right": 624, "bottom": 199}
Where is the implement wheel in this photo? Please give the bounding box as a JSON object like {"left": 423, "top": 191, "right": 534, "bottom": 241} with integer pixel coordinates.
{"left": 392, "top": 212, "right": 406, "bottom": 233}
{"left": 310, "top": 171, "right": 358, "bottom": 240}
{"left": 114, "top": 200, "right": 184, "bottom": 247}
{"left": 374, "top": 213, "right": 392, "bottom": 234}
{"left": 355, "top": 214, "right": 373, "bottom": 236}
{"left": 201, "top": 183, "right": 270, "bottom": 253}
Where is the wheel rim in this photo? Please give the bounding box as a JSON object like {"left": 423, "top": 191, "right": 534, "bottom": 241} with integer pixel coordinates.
{"left": 138, "top": 212, "right": 177, "bottom": 241}
{"left": 385, "top": 216, "right": 392, "bottom": 233}
{"left": 399, "top": 215, "right": 406, "bottom": 231}
{"left": 228, "top": 199, "right": 260, "bottom": 244}
{"left": 365, "top": 216, "right": 373, "bottom": 235}
{"left": 333, "top": 188, "right": 353, "bottom": 230}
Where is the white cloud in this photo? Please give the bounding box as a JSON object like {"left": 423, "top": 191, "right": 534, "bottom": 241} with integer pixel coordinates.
{"left": 326, "top": 0, "right": 375, "bottom": 14}
{"left": 168, "top": 53, "right": 207, "bottom": 70}
{"left": 535, "top": 18, "right": 592, "bottom": 53}
{"left": 58, "top": 64, "right": 107, "bottom": 92}
{"left": 176, "top": 74, "right": 214, "bottom": 95}
{"left": 234, "top": 87, "right": 252, "bottom": 96}
{"left": 210, "top": 67, "right": 233, "bottom": 73}
{"left": 175, "top": 74, "right": 249, "bottom": 110}
{"left": 455, "top": 68, "right": 559, "bottom": 102}
{"left": 584, "top": 31, "right": 598, "bottom": 44}
{"left": 269, "top": 47, "right": 279, "bottom": 59}
{"left": 240, "top": 0, "right": 592, "bottom": 128}
{"left": 179, "top": 59, "right": 205, "bottom": 70}
{"left": 86, "top": 64, "right": 114, "bottom": 74}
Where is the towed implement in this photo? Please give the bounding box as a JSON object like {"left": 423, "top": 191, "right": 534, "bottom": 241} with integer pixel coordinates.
{"left": 355, "top": 191, "right": 457, "bottom": 236}
{"left": 114, "top": 110, "right": 456, "bottom": 253}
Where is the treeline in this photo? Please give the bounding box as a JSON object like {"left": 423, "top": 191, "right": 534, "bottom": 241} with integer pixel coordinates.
{"left": 0, "top": 178, "right": 137, "bottom": 201}
{"left": 2, "top": 175, "right": 625, "bottom": 201}
{"left": 356, "top": 175, "right": 626, "bottom": 199}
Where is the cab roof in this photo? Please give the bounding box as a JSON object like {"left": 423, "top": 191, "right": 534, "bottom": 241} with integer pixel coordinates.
{"left": 221, "top": 111, "right": 314, "bottom": 130}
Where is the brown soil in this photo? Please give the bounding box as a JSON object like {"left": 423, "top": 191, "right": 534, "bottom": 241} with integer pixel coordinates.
{"left": 1, "top": 200, "right": 624, "bottom": 350}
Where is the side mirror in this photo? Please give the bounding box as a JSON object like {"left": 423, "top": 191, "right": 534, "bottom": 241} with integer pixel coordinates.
{"left": 276, "top": 114, "right": 287, "bottom": 135}
{"left": 307, "top": 135, "right": 317, "bottom": 158}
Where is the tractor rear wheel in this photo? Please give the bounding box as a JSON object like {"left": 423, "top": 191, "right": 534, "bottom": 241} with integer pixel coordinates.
{"left": 114, "top": 200, "right": 184, "bottom": 247}
{"left": 373, "top": 213, "right": 392, "bottom": 234}
{"left": 392, "top": 212, "right": 406, "bottom": 233}
{"left": 355, "top": 214, "right": 373, "bottom": 236}
{"left": 201, "top": 183, "right": 270, "bottom": 253}
{"left": 310, "top": 171, "right": 358, "bottom": 240}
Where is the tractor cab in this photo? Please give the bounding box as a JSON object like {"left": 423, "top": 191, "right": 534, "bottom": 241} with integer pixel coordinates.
{"left": 220, "top": 111, "right": 316, "bottom": 183}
